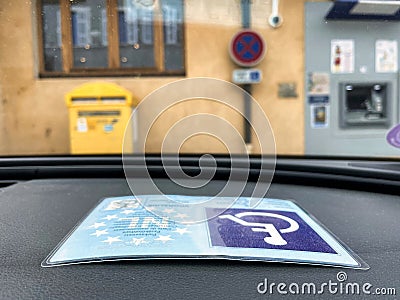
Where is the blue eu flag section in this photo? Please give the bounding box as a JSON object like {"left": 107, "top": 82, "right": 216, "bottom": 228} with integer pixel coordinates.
{"left": 42, "top": 195, "right": 368, "bottom": 269}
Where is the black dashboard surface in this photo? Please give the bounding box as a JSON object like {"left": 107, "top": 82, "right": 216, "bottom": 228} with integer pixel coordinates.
{"left": 0, "top": 178, "right": 399, "bottom": 299}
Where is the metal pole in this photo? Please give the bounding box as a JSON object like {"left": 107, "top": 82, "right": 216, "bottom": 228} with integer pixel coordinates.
{"left": 243, "top": 84, "right": 252, "bottom": 145}
{"left": 241, "top": 0, "right": 251, "bottom": 29}
{"left": 241, "top": 0, "right": 253, "bottom": 154}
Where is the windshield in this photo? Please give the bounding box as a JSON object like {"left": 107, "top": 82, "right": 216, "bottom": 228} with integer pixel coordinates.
{"left": 1, "top": 0, "right": 400, "bottom": 158}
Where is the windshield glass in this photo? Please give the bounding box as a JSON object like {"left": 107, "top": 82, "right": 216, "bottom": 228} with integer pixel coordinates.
{"left": 1, "top": 0, "right": 400, "bottom": 158}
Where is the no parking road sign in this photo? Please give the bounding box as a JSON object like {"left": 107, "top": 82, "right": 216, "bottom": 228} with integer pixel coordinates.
{"left": 229, "top": 30, "right": 266, "bottom": 67}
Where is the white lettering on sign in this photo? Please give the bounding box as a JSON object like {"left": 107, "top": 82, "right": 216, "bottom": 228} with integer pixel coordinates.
{"left": 232, "top": 69, "right": 262, "bottom": 84}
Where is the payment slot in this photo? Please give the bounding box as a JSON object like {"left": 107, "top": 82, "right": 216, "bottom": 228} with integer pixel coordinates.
{"left": 339, "top": 83, "right": 391, "bottom": 129}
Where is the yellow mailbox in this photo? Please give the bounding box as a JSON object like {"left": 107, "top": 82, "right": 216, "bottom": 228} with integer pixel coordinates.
{"left": 65, "top": 82, "right": 138, "bottom": 154}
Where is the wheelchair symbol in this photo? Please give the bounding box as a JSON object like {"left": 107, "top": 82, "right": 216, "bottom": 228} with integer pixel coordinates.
{"left": 219, "top": 212, "right": 299, "bottom": 246}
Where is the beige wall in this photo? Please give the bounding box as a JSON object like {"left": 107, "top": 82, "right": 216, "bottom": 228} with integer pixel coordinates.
{"left": 0, "top": 0, "right": 320, "bottom": 156}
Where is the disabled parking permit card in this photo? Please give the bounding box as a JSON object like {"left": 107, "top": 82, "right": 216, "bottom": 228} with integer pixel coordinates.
{"left": 42, "top": 195, "right": 368, "bottom": 269}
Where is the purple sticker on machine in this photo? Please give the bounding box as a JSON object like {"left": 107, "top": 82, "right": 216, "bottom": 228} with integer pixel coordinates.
{"left": 206, "top": 208, "right": 336, "bottom": 254}
{"left": 387, "top": 124, "right": 400, "bottom": 148}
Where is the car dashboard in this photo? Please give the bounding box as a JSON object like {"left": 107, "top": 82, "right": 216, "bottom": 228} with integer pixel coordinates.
{"left": 0, "top": 156, "right": 398, "bottom": 299}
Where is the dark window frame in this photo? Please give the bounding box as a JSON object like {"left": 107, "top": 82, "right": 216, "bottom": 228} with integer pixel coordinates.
{"left": 37, "top": 0, "right": 186, "bottom": 78}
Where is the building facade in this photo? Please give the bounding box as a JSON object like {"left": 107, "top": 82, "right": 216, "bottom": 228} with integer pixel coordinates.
{"left": 0, "top": 0, "right": 308, "bottom": 155}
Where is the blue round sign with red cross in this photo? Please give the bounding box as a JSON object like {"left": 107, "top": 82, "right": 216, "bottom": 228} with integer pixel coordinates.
{"left": 229, "top": 30, "right": 266, "bottom": 67}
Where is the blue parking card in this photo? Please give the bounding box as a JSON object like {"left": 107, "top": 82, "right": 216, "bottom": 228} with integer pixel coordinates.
{"left": 42, "top": 195, "right": 368, "bottom": 269}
